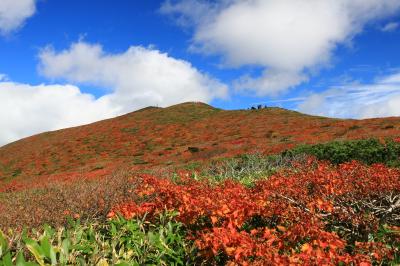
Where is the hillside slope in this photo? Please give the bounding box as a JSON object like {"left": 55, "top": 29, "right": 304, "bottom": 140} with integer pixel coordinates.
{"left": 1, "top": 102, "right": 400, "bottom": 190}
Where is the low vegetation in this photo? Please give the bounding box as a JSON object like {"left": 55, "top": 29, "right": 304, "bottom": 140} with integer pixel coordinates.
{"left": 196, "top": 152, "right": 308, "bottom": 185}
{"left": 1, "top": 138, "right": 399, "bottom": 265}
{"left": 286, "top": 138, "right": 400, "bottom": 166}
{"left": 108, "top": 160, "right": 400, "bottom": 265}
{"left": 2, "top": 102, "right": 400, "bottom": 189}
{"left": 0, "top": 212, "right": 196, "bottom": 265}
{"left": 0, "top": 170, "right": 137, "bottom": 230}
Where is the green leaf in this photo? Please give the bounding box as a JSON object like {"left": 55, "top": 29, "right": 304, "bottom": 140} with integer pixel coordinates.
{"left": 114, "top": 262, "right": 131, "bottom": 266}
{"left": 1, "top": 252, "right": 13, "bottom": 266}
{"left": 16, "top": 251, "right": 40, "bottom": 266}
{"left": 42, "top": 225, "right": 53, "bottom": 240}
{"left": 38, "top": 235, "right": 57, "bottom": 265}
{"left": 59, "top": 238, "right": 70, "bottom": 264}
{"left": 0, "top": 230, "right": 8, "bottom": 257}
{"left": 24, "top": 238, "right": 46, "bottom": 266}
{"left": 49, "top": 246, "right": 57, "bottom": 265}
{"left": 39, "top": 236, "right": 51, "bottom": 257}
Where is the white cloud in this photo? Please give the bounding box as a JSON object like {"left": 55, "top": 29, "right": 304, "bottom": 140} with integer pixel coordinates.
{"left": 160, "top": 0, "right": 220, "bottom": 28}
{"left": 378, "top": 72, "right": 400, "bottom": 83}
{"left": 298, "top": 71, "right": 400, "bottom": 119}
{"left": 0, "top": 42, "right": 227, "bottom": 146}
{"left": 0, "top": 73, "right": 8, "bottom": 81}
{"left": 0, "top": 82, "right": 117, "bottom": 146}
{"left": 0, "top": 0, "right": 36, "bottom": 34}
{"left": 234, "top": 69, "right": 308, "bottom": 96}
{"left": 162, "top": 0, "right": 400, "bottom": 96}
{"left": 381, "top": 21, "right": 399, "bottom": 32}
{"left": 38, "top": 42, "right": 228, "bottom": 115}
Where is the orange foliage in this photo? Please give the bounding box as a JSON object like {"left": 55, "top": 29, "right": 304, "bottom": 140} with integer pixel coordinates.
{"left": 2, "top": 103, "right": 400, "bottom": 192}
{"left": 109, "top": 160, "right": 400, "bottom": 264}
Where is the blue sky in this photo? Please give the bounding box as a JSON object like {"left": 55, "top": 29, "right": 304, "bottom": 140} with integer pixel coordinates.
{"left": 1, "top": 0, "right": 400, "bottom": 145}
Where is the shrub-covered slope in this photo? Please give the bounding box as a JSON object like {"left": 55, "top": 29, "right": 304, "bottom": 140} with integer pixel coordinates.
{"left": 2, "top": 103, "right": 400, "bottom": 265}
{"left": 2, "top": 102, "right": 400, "bottom": 191}
{"left": 1, "top": 141, "right": 400, "bottom": 265}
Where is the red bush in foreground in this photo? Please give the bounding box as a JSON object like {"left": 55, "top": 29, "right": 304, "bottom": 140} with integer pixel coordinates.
{"left": 109, "top": 161, "right": 400, "bottom": 265}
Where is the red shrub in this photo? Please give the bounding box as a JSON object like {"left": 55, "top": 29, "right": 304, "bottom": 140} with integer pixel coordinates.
{"left": 109, "top": 160, "right": 400, "bottom": 264}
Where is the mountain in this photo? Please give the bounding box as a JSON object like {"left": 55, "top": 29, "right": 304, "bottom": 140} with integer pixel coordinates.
{"left": 1, "top": 102, "right": 400, "bottom": 191}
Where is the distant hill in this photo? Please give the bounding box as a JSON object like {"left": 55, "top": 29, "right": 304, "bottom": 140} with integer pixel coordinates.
{"left": 1, "top": 102, "right": 400, "bottom": 191}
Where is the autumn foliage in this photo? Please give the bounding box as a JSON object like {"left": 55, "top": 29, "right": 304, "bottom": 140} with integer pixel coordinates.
{"left": 109, "top": 160, "right": 400, "bottom": 265}
{"left": 2, "top": 102, "right": 400, "bottom": 192}
{"left": 1, "top": 103, "right": 400, "bottom": 264}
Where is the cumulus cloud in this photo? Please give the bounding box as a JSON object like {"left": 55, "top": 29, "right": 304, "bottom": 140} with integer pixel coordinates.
{"left": 0, "top": 42, "right": 227, "bottom": 146}
{"left": 381, "top": 21, "right": 399, "bottom": 32}
{"left": 162, "top": 0, "right": 400, "bottom": 95}
{"left": 297, "top": 71, "right": 400, "bottom": 119}
{"left": 38, "top": 42, "right": 228, "bottom": 114}
{"left": 0, "top": 82, "right": 117, "bottom": 146}
{"left": 0, "top": 0, "right": 36, "bottom": 34}
{"left": 234, "top": 70, "right": 308, "bottom": 96}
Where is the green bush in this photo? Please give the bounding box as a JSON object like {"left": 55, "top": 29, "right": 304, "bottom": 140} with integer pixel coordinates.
{"left": 185, "top": 138, "right": 400, "bottom": 186}
{"left": 0, "top": 211, "right": 196, "bottom": 265}
{"left": 198, "top": 153, "right": 308, "bottom": 186}
{"left": 284, "top": 138, "right": 400, "bottom": 166}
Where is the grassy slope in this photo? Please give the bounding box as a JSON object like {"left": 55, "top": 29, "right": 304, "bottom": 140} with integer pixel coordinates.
{"left": 1, "top": 102, "right": 400, "bottom": 191}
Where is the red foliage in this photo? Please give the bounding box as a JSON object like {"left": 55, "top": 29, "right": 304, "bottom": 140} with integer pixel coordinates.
{"left": 2, "top": 103, "right": 400, "bottom": 192}
{"left": 109, "top": 160, "right": 400, "bottom": 265}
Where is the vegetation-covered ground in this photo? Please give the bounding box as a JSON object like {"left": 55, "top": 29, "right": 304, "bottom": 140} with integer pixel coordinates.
{"left": 2, "top": 102, "right": 400, "bottom": 192}
{"left": 1, "top": 104, "right": 400, "bottom": 265}
{"left": 1, "top": 139, "right": 399, "bottom": 265}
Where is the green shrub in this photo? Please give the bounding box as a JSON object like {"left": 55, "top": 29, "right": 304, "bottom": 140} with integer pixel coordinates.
{"left": 187, "top": 147, "right": 200, "bottom": 153}
{"left": 284, "top": 138, "right": 400, "bottom": 166}
{"left": 198, "top": 153, "right": 308, "bottom": 186}
{"left": 0, "top": 212, "right": 196, "bottom": 265}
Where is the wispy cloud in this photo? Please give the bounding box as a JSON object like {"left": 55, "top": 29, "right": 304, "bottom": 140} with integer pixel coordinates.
{"left": 0, "top": 73, "right": 8, "bottom": 81}
{"left": 381, "top": 21, "right": 399, "bottom": 32}
{"left": 296, "top": 71, "right": 400, "bottom": 119}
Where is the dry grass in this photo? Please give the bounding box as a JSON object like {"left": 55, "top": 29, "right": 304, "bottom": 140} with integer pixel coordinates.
{"left": 0, "top": 168, "right": 138, "bottom": 231}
